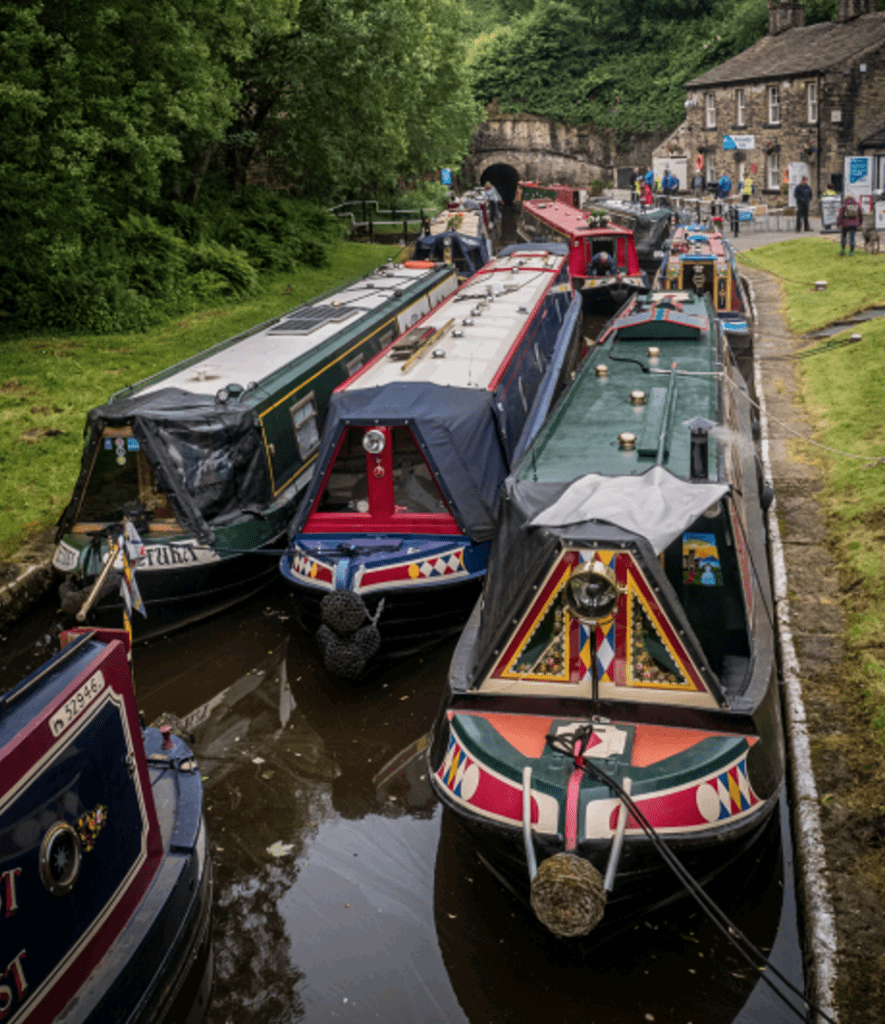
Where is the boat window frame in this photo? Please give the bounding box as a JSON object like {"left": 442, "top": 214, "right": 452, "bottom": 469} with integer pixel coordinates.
{"left": 290, "top": 391, "right": 321, "bottom": 462}
{"left": 303, "top": 424, "right": 461, "bottom": 536}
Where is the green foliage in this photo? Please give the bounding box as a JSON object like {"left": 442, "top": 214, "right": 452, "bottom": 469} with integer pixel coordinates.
{"left": 230, "top": 0, "right": 481, "bottom": 199}
{"left": 467, "top": 0, "right": 840, "bottom": 138}
{"left": 0, "top": 240, "right": 400, "bottom": 556}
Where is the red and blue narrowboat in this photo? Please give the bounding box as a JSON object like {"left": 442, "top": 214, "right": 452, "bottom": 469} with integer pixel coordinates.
{"left": 516, "top": 198, "right": 648, "bottom": 313}
{"left": 280, "top": 244, "right": 585, "bottom": 678}
{"left": 656, "top": 222, "right": 753, "bottom": 376}
{"left": 516, "top": 182, "right": 584, "bottom": 207}
{"left": 53, "top": 260, "right": 457, "bottom": 641}
{"left": 0, "top": 627, "right": 211, "bottom": 1021}
{"left": 429, "top": 287, "right": 783, "bottom": 937}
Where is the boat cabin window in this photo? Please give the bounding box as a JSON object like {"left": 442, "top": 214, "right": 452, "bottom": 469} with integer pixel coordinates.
{"left": 75, "top": 429, "right": 179, "bottom": 532}
{"left": 290, "top": 392, "right": 320, "bottom": 461}
{"left": 315, "top": 426, "right": 451, "bottom": 519}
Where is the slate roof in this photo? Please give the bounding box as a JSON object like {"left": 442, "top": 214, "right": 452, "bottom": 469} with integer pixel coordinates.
{"left": 686, "top": 12, "right": 885, "bottom": 86}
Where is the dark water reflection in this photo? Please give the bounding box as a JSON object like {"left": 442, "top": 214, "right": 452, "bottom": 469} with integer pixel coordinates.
{"left": 0, "top": 578, "right": 803, "bottom": 1024}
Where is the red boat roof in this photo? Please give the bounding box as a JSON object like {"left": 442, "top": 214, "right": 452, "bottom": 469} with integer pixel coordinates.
{"left": 523, "top": 199, "right": 635, "bottom": 240}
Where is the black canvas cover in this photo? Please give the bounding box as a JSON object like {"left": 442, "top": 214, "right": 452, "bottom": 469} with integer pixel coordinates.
{"left": 291, "top": 382, "right": 509, "bottom": 542}
{"left": 414, "top": 231, "right": 490, "bottom": 277}
{"left": 57, "top": 388, "right": 271, "bottom": 544}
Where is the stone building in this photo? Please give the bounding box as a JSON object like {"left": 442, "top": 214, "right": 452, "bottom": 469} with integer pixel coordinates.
{"left": 655, "top": 0, "right": 885, "bottom": 203}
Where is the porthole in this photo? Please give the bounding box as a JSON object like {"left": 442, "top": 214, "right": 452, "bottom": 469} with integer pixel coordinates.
{"left": 39, "top": 821, "right": 82, "bottom": 897}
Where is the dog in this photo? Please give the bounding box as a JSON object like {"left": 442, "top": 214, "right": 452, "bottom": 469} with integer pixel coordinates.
{"left": 862, "top": 217, "right": 881, "bottom": 254}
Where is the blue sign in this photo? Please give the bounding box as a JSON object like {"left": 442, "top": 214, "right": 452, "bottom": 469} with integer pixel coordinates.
{"left": 441, "top": 168, "right": 452, "bottom": 186}
{"left": 849, "top": 157, "right": 869, "bottom": 184}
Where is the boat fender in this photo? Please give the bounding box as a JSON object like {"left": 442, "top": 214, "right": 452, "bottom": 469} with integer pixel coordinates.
{"left": 320, "top": 590, "right": 369, "bottom": 636}
{"left": 529, "top": 853, "right": 607, "bottom": 938}
{"left": 760, "top": 481, "right": 775, "bottom": 511}
{"left": 315, "top": 623, "right": 381, "bottom": 680}
{"left": 403, "top": 260, "right": 436, "bottom": 270}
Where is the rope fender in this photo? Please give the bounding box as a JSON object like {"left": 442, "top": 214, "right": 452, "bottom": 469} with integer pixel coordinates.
{"left": 316, "top": 592, "right": 384, "bottom": 679}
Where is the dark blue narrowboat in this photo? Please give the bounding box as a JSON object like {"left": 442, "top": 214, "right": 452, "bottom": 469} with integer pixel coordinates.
{"left": 280, "top": 244, "right": 586, "bottom": 678}
{"left": 0, "top": 628, "right": 211, "bottom": 1022}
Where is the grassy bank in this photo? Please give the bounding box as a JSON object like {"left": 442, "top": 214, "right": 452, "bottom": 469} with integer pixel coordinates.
{"left": 738, "top": 242, "right": 885, "bottom": 732}
{"left": 0, "top": 241, "right": 400, "bottom": 560}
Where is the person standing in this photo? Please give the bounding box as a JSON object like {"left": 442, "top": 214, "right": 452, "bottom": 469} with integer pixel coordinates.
{"left": 794, "top": 176, "right": 812, "bottom": 232}
{"left": 717, "top": 172, "right": 732, "bottom": 200}
{"left": 692, "top": 171, "right": 704, "bottom": 197}
{"left": 837, "top": 195, "right": 862, "bottom": 255}
{"left": 629, "top": 167, "right": 640, "bottom": 204}
{"left": 742, "top": 173, "right": 753, "bottom": 203}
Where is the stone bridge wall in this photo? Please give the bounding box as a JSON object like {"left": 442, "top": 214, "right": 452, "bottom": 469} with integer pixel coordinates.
{"left": 467, "top": 113, "right": 667, "bottom": 199}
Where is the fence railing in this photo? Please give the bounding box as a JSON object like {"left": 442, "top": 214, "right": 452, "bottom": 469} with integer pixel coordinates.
{"left": 329, "top": 199, "right": 448, "bottom": 244}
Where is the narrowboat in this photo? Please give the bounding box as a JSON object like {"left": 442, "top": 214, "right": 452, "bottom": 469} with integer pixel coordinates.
{"left": 516, "top": 182, "right": 585, "bottom": 208}
{"left": 598, "top": 200, "right": 675, "bottom": 277}
{"left": 516, "top": 199, "right": 648, "bottom": 313}
{"left": 280, "top": 244, "right": 585, "bottom": 679}
{"left": 53, "top": 260, "right": 458, "bottom": 641}
{"left": 0, "top": 627, "right": 211, "bottom": 1021}
{"left": 656, "top": 223, "right": 753, "bottom": 380}
{"left": 413, "top": 186, "right": 502, "bottom": 279}
{"left": 428, "top": 287, "right": 783, "bottom": 938}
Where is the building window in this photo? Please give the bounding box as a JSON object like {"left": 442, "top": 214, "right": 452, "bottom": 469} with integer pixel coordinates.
{"left": 807, "top": 81, "right": 818, "bottom": 123}
{"left": 291, "top": 392, "right": 320, "bottom": 461}
{"left": 766, "top": 152, "right": 780, "bottom": 190}
{"left": 705, "top": 93, "right": 716, "bottom": 128}
{"left": 768, "top": 85, "right": 780, "bottom": 124}
{"left": 736, "top": 89, "right": 745, "bottom": 127}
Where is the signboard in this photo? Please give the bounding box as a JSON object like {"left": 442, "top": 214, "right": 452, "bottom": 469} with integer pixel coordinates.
{"left": 844, "top": 156, "right": 874, "bottom": 200}
{"left": 875, "top": 201, "right": 885, "bottom": 230}
{"left": 723, "top": 135, "right": 755, "bottom": 151}
{"left": 440, "top": 168, "right": 453, "bottom": 186}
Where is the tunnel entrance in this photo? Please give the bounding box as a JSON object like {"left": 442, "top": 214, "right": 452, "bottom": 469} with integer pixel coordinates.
{"left": 480, "top": 163, "right": 520, "bottom": 205}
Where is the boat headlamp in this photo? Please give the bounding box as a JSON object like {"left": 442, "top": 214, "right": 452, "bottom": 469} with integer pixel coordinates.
{"left": 362, "top": 428, "right": 386, "bottom": 455}
{"left": 564, "top": 561, "right": 621, "bottom": 623}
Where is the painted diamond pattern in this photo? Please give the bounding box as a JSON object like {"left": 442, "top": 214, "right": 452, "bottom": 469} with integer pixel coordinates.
{"left": 596, "top": 626, "right": 615, "bottom": 681}
{"left": 418, "top": 551, "right": 465, "bottom": 578}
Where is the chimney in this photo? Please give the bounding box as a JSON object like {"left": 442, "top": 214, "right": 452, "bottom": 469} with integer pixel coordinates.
{"left": 838, "top": 0, "right": 875, "bottom": 21}
{"left": 769, "top": 0, "right": 806, "bottom": 35}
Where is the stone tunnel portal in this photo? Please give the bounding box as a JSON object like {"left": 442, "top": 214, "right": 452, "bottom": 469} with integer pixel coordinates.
{"left": 480, "top": 163, "right": 521, "bottom": 205}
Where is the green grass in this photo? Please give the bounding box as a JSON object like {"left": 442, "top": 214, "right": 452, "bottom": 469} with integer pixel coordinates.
{"left": 0, "top": 241, "right": 400, "bottom": 559}
{"left": 737, "top": 238, "right": 885, "bottom": 334}
{"left": 748, "top": 242, "right": 885, "bottom": 734}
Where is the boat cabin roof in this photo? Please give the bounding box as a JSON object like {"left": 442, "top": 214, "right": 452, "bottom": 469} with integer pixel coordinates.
{"left": 343, "top": 249, "right": 568, "bottom": 394}
{"left": 132, "top": 263, "right": 446, "bottom": 400}
{"left": 429, "top": 206, "right": 486, "bottom": 239}
{"left": 667, "top": 226, "right": 730, "bottom": 263}
{"left": 517, "top": 289, "right": 720, "bottom": 483}
{"left": 523, "top": 199, "right": 635, "bottom": 242}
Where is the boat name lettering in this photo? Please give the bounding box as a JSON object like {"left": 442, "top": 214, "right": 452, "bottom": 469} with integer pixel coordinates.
{"left": 49, "top": 671, "right": 105, "bottom": 738}
{"left": 0, "top": 869, "right": 21, "bottom": 919}
{"left": 0, "top": 949, "right": 28, "bottom": 1016}
{"left": 142, "top": 543, "right": 202, "bottom": 568}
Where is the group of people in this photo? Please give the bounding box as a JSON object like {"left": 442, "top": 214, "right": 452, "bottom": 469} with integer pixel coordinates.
{"left": 794, "top": 175, "right": 866, "bottom": 255}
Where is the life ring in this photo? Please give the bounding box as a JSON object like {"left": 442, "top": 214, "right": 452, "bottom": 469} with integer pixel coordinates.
{"left": 695, "top": 154, "right": 705, "bottom": 172}
{"left": 403, "top": 260, "right": 436, "bottom": 269}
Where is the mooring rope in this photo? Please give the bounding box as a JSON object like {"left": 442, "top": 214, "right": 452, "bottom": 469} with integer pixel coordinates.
{"left": 546, "top": 728, "right": 837, "bottom": 1024}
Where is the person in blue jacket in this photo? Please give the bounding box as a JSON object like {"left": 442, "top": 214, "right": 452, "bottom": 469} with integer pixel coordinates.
{"left": 644, "top": 169, "right": 655, "bottom": 189}
{"left": 717, "top": 173, "right": 732, "bottom": 199}
{"left": 661, "top": 169, "right": 679, "bottom": 195}
{"left": 588, "top": 250, "right": 617, "bottom": 277}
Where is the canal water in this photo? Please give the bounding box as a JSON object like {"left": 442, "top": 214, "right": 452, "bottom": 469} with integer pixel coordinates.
{"left": 0, "top": 582, "right": 806, "bottom": 1024}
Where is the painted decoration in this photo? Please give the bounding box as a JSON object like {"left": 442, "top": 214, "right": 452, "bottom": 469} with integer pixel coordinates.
{"left": 682, "top": 532, "right": 722, "bottom": 587}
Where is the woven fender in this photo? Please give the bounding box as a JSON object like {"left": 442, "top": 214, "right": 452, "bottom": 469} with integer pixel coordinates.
{"left": 320, "top": 591, "right": 368, "bottom": 636}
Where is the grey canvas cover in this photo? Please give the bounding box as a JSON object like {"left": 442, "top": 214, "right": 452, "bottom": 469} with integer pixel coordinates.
{"left": 290, "top": 382, "right": 510, "bottom": 542}
{"left": 57, "top": 388, "right": 271, "bottom": 544}
{"left": 414, "top": 232, "right": 490, "bottom": 277}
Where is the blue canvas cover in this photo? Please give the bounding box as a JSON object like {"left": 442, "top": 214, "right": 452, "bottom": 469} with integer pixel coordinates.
{"left": 414, "top": 231, "right": 490, "bottom": 277}
{"left": 290, "top": 382, "right": 509, "bottom": 543}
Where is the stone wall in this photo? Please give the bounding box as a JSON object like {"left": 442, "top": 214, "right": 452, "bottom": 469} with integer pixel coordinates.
{"left": 468, "top": 113, "right": 666, "bottom": 191}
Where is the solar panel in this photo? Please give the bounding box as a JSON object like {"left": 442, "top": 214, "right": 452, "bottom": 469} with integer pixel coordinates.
{"left": 269, "top": 303, "right": 363, "bottom": 335}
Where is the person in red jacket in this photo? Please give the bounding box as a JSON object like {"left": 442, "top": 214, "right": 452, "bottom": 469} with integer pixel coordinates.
{"left": 837, "top": 195, "right": 862, "bottom": 255}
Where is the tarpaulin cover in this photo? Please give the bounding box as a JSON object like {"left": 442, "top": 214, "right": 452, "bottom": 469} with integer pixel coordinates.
{"left": 58, "top": 388, "right": 270, "bottom": 543}
{"left": 528, "top": 466, "right": 729, "bottom": 554}
{"left": 290, "top": 382, "right": 509, "bottom": 542}
{"left": 414, "top": 231, "right": 490, "bottom": 277}
{"left": 630, "top": 209, "right": 674, "bottom": 257}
